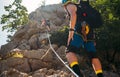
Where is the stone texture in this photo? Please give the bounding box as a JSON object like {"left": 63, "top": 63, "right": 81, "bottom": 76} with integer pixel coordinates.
{"left": 0, "top": 4, "right": 119, "bottom": 77}
{"left": 0, "top": 4, "right": 65, "bottom": 55}
{"left": 0, "top": 48, "right": 119, "bottom": 77}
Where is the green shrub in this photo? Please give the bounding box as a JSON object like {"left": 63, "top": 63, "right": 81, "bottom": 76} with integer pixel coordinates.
{"left": 50, "top": 26, "right": 69, "bottom": 46}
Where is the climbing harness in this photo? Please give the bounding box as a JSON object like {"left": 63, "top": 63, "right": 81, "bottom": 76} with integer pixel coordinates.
{"left": 46, "top": 30, "right": 79, "bottom": 77}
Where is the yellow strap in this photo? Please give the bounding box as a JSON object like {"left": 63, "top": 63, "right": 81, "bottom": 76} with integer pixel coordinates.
{"left": 95, "top": 70, "right": 103, "bottom": 74}
{"left": 70, "top": 61, "right": 78, "bottom": 67}
{"left": 85, "top": 25, "right": 90, "bottom": 34}
{"left": 12, "top": 53, "right": 23, "bottom": 58}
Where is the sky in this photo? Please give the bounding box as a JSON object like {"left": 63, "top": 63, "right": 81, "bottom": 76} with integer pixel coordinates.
{"left": 0, "top": 0, "right": 61, "bottom": 46}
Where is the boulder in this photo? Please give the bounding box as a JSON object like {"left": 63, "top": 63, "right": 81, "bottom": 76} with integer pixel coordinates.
{"left": 0, "top": 68, "right": 28, "bottom": 77}
{"left": 0, "top": 57, "right": 30, "bottom": 73}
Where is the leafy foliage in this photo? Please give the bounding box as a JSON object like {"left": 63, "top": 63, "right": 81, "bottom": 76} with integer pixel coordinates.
{"left": 0, "top": 0, "right": 29, "bottom": 32}
{"left": 91, "top": 0, "right": 120, "bottom": 72}
{"left": 50, "top": 26, "right": 69, "bottom": 46}
{"left": 91, "top": 0, "right": 120, "bottom": 21}
{"left": 92, "top": 0, "right": 120, "bottom": 53}
{"left": 97, "top": 20, "right": 120, "bottom": 51}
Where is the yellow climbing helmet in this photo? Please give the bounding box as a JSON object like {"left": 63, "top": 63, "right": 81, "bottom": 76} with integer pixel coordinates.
{"left": 62, "top": 0, "right": 80, "bottom": 5}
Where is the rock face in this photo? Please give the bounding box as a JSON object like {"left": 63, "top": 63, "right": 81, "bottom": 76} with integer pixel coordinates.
{"left": 0, "top": 21, "right": 44, "bottom": 55}
{"left": 29, "top": 4, "right": 65, "bottom": 26}
{"left": 0, "top": 68, "right": 73, "bottom": 77}
{"left": 0, "top": 4, "right": 66, "bottom": 55}
{"left": 0, "top": 45, "right": 59, "bottom": 73}
{"left": 0, "top": 45, "right": 74, "bottom": 77}
{"left": 0, "top": 45, "right": 119, "bottom": 77}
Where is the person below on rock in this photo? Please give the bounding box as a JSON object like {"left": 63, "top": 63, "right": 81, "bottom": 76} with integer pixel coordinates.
{"left": 40, "top": 19, "right": 51, "bottom": 31}
{"left": 62, "top": 0, "right": 104, "bottom": 77}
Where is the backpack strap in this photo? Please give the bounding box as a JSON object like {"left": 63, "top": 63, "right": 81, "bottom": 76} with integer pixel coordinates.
{"left": 64, "top": 3, "right": 77, "bottom": 20}
{"left": 64, "top": 6, "right": 70, "bottom": 20}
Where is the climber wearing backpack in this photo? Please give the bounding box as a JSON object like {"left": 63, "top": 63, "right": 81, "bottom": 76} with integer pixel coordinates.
{"left": 62, "top": 0, "right": 104, "bottom": 77}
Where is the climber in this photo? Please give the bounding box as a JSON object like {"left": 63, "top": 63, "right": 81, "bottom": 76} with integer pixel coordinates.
{"left": 62, "top": 0, "right": 104, "bottom": 77}
{"left": 41, "top": 19, "right": 51, "bottom": 31}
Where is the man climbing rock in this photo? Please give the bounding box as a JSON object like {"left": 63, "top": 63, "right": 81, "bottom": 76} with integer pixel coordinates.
{"left": 62, "top": 0, "right": 104, "bottom": 77}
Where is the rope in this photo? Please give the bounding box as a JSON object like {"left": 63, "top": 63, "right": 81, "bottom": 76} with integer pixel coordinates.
{"left": 41, "top": 48, "right": 51, "bottom": 60}
{"left": 39, "top": 6, "right": 79, "bottom": 76}
{"left": 46, "top": 30, "right": 79, "bottom": 77}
